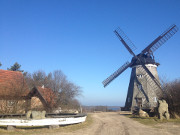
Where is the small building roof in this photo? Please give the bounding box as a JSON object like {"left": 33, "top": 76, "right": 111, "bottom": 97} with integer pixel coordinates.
{"left": 28, "top": 86, "right": 56, "bottom": 108}
{"left": 0, "top": 69, "right": 29, "bottom": 99}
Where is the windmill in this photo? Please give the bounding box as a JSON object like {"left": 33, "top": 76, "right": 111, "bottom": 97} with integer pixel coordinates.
{"left": 102, "top": 24, "right": 178, "bottom": 111}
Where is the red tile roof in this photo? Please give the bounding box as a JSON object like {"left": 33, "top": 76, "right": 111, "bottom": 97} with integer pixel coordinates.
{"left": 0, "top": 69, "right": 29, "bottom": 98}
{"left": 36, "top": 86, "right": 56, "bottom": 107}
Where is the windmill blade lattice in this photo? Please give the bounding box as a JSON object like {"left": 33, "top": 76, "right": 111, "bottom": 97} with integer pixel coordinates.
{"left": 142, "top": 24, "right": 178, "bottom": 54}
{"left": 103, "top": 61, "right": 131, "bottom": 87}
{"left": 114, "top": 27, "right": 137, "bottom": 56}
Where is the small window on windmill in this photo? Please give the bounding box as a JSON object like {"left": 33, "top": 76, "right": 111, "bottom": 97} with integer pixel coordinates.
{"left": 137, "top": 84, "right": 142, "bottom": 90}
{"left": 153, "top": 97, "right": 157, "bottom": 102}
{"left": 137, "top": 74, "right": 143, "bottom": 78}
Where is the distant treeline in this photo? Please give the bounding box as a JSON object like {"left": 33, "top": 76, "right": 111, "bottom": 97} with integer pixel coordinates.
{"left": 82, "top": 106, "right": 121, "bottom": 113}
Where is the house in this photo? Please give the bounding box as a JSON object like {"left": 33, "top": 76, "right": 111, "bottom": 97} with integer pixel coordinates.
{"left": 27, "top": 86, "right": 57, "bottom": 112}
{"left": 0, "top": 69, "right": 56, "bottom": 114}
{"left": 0, "top": 69, "right": 30, "bottom": 114}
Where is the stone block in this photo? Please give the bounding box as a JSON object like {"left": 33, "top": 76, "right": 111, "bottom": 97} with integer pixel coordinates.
{"left": 49, "top": 125, "right": 59, "bottom": 129}
{"left": 42, "top": 110, "right": 46, "bottom": 119}
{"left": 139, "top": 109, "right": 149, "bottom": 117}
{"left": 32, "top": 111, "right": 42, "bottom": 119}
{"left": 7, "top": 125, "right": 15, "bottom": 131}
{"left": 26, "top": 110, "right": 32, "bottom": 119}
{"left": 31, "top": 111, "right": 46, "bottom": 119}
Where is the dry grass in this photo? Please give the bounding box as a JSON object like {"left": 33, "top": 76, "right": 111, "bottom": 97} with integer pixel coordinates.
{"left": 0, "top": 114, "right": 93, "bottom": 135}
{"left": 126, "top": 114, "right": 180, "bottom": 126}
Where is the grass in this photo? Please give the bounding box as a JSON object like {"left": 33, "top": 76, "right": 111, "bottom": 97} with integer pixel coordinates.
{"left": 125, "top": 114, "right": 180, "bottom": 126}
{"left": 0, "top": 114, "right": 93, "bottom": 135}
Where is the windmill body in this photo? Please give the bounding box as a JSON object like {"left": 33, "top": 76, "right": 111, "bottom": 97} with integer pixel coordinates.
{"left": 102, "top": 24, "right": 178, "bottom": 112}
{"left": 124, "top": 54, "right": 161, "bottom": 111}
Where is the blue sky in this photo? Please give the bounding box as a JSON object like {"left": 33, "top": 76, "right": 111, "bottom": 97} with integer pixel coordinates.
{"left": 0, "top": 0, "right": 180, "bottom": 106}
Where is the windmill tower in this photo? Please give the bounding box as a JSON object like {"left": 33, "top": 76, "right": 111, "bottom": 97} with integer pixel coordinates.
{"left": 102, "top": 24, "right": 178, "bottom": 111}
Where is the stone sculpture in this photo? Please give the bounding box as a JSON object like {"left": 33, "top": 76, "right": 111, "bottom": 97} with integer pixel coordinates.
{"left": 26, "top": 110, "right": 46, "bottom": 119}
{"left": 158, "top": 100, "right": 170, "bottom": 120}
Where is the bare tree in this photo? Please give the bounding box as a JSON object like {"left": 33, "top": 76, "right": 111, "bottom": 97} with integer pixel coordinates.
{"left": 32, "top": 70, "right": 47, "bottom": 86}
{"left": 24, "top": 70, "right": 82, "bottom": 112}
{"left": 161, "top": 78, "right": 180, "bottom": 118}
{"left": 47, "top": 70, "right": 82, "bottom": 110}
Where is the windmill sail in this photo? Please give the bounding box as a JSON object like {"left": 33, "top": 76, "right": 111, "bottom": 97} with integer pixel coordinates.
{"left": 114, "top": 28, "right": 137, "bottom": 56}
{"left": 102, "top": 61, "right": 131, "bottom": 87}
{"left": 141, "top": 24, "right": 178, "bottom": 54}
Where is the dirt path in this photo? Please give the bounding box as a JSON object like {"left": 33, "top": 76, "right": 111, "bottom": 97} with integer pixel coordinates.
{"left": 9, "top": 112, "right": 180, "bottom": 135}
{"left": 58, "top": 112, "right": 180, "bottom": 135}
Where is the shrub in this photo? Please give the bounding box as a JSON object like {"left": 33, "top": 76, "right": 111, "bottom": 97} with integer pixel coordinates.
{"left": 162, "top": 79, "right": 180, "bottom": 118}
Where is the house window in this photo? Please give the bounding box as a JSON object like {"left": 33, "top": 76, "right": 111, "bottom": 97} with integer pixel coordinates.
{"left": 7, "top": 100, "right": 15, "bottom": 107}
